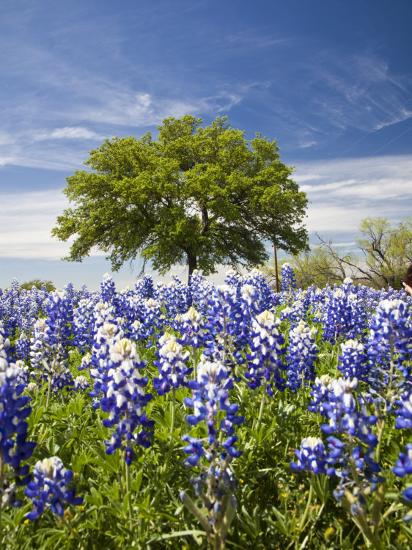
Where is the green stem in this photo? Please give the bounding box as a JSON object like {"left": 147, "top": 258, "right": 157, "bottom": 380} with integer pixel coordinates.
{"left": 170, "top": 388, "right": 176, "bottom": 436}
{"left": 46, "top": 371, "right": 52, "bottom": 409}
{"left": 346, "top": 451, "right": 384, "bottom": 550}
{"left": 256, "top": 388, "right": 266, "bottom": 432}
{"left": 125, "top": 461, "right": 132, "bottom": 526}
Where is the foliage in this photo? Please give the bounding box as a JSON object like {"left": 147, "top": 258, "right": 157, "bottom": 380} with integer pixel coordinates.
{"left": 287, "top": 247, "right": 348, "bottom": 288}
{"left": 268, "top": 217, "right": 412, "bottom": 289}
{"left": 20, "top": 280, "right": 56, "bottom": 292}
{"left": 52, "top": 116, "right": 308, "bottom": 279}
{"left": 356, "top": 218, "right": 412, "bottom": 288}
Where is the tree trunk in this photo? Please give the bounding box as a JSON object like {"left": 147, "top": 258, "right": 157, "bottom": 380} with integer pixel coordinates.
{"left": 187, "top": 251, "right": 198, "bottom": 283}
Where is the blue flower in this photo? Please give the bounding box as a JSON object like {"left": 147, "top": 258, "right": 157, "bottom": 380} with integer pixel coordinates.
{"left": 246, "top": 310, "right": 285, "bottom": 394}
{"left": 395, "top": 392, "right": 412, "bottom": 429}
{"left": 291, "top": 437, "right": 327, "bottom": 474}
{"left": 99, "top": 338, "right": 153, "bottom": 464}
{"left": 281, "top": 263, "right": 297, "bottom": 293}
{"left": 0, "top": 326, "right": 36, "bottom": 502}
{"left": 183, "top": 357, "right": 243, "bottom": 471}
{"left": 175, "top": 306, "right": 208, "bottom": 348}
{"left": 393, "top": 444, "right": 412, "bottom": 478}
{"left": 338, "top": 339, "right": 369, "bottom": 380}
{"left": 366, "top": 299, "right": 412, "bottom": 390}
{"left": 25, "top": 457, "right": 82, "bottom": 520}
{"left": 322, "top": 284, "right": 367, "bottom": 344}
{"left": 286, "top": 320, "right": 317, "bottom": 391}
{"left": 154, "top": 333, "right": 191, "bottom": 395}
{"left": 299, "top": 376, "right": 382, "bottom": 505}
{"left": 182, "top": 356, "right": 243, "bottom": 533}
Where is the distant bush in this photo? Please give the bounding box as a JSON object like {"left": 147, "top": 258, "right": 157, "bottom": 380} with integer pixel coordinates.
{"left": 20, "top": 279, "right": 56, "bottom": 292}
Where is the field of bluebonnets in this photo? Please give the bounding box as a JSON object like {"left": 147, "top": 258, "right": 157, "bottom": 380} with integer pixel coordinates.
{"left": 0, "top": 264, "right": 411, "bottom": 549}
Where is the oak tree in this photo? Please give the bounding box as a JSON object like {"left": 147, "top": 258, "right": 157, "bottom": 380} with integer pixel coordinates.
{"left": 53, "top": 116, "right": 308, "bottom": 280}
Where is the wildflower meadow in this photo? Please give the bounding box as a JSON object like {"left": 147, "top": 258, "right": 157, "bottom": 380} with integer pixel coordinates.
{"left": 0, "top": 266, "right": 411, "bottom": 549}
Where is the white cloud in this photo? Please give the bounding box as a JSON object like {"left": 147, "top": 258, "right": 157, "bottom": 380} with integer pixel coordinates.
{"left": 295, "top": 154, "right": 412, "bottom": 236}
{"left": 0, "top": 155, "right": 17, "bottom": 166}
{"left": 33, "top": 126, "right": 105, "bottom": 141}
{"left": 311, "top": 53, "right": 412, "bottom": 133}
{"left": 0, "top": 190, "right": 70, "bottom": 259}
{"left": 223, "top": 31, "right": 290, "bottom": 50}
{"left": 76, "top": 89, "right": 243, "bottom": 127}
{"left": 298, "top": 140, "right": 318, "bottom": 149}
{"left": 0, "top": 132, "right": 15, "bottom": 146}
{"left": 0, "top": 85, "right": 246, "bottom": 171}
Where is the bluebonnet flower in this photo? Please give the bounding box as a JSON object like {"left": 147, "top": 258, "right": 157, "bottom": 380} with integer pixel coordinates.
{"left": 73, "top": 297, "right": 98, "bottom": 353}
{"left": 13, "top": 360, "right": 30, "bottom": 387}
{"left": 280, "top": 297, "right": 305, "bottom": 326}
{"left": 15, "top": 333, "right": 31, "bottom": 361}
{"left": 246, "top": 310, "right": 285, "bottom": 394}
{"left": 29, "top": 318, "right": 48, "bottom": 370}
{"left": 181, "top": 357, "right": 243, "bottom": 544}
{"left": 0, "top": 328, "right": 36, "bottom": 491}
{"left": 281, "top": 263, "right": 297, "bottom": 292}
{"left": 311, "top": 377, "right": 378, "bottom": 444}
{"left": 29, "top": 288, "right": 77, "bottom": 388}
{"left": 393, "top": 444, "right": 412, "bottom": 506}
{"left": 154, "top": 333, "right": 191, "bottom": 395}
{"left": 100, "top": 273, "right": 117, "bottom": 304}
{"left": 224, "top": 269, "right": 242, "bottom": 287}
{"left": 78, "top": 352, "right": 91, "bottom": 372}
{"left": 29, "top": 317, "right": 73, "bottom": 392}
{"left": 286, "top": 320, "right": 317, "bottom": 391}
{"left": 0, "top": 279, "right": 21, "bottom": 337}
{"left": 338, "top": 339, "right": 369, "bottom": 380}
{"left": 367, "top": 299, "right": 412, "bottom": 391}
{"left": 154, "top": 277, "right": 190, "bottom": 320}
{"left": 89, "top": 302, "right": 123, "bottom": 402}
{"left": 183, "top": 357, "right": 243, "bottom": 459}
{"left": 25, "top": 457, "right": 82, "bottom": 519}
{"left": 176, "top": 306, "right": 208, "bottom": 348}
{"left": 291, "top": 437, "right": 327, "bottom": 474}
{"left": 134, "top": 274, "right": 154, "bottom": 300}
{"left": 139, "top": 298, "right": 165, "bottom": 339}
{"left": 100, "top": 338, "right": 153, "bottom": 464}
{"left": 322, "top": 285, "right": 367, "bottom": 344}
{"left": 44, "top": 289, "right": 74, "bottom": 351}
{"left": 296, "top": 376, "right": 381, "bottom": 507}
{"left": 393, "top": 444, "right": 412, "bottom": 478}
{"left": 241, "top": 269, "right": 277, "bottom": 312}
{"left": 395, "top": 391, "right": 412, "bottom": 429}
{"left": 0, "top": 323, "right": 10, "bottom": 369}
{"left": 188, "top": 270, "right": 214, "bottom": 314}
{"left": 201, "top": 285, "right": 241, "bottom": 363}
{"left": 73, "top": 375, "right": 89, "bottom": 391}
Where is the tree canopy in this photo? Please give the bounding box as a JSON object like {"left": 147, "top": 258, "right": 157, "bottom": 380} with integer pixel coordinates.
{"left": 278, "top": 217, "right": 412, "bottom": 289}
{"left": 53, "top": 115, "right": 308, "bottom": 278}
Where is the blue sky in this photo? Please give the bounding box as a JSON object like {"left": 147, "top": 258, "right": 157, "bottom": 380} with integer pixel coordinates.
{"left": 1, "top": 0, "right": 411, "bottom": 288}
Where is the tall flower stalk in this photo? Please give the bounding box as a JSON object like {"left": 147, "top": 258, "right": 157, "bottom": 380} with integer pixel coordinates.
{"left": 181, "top": 356, "right": 244, "bottom": 549}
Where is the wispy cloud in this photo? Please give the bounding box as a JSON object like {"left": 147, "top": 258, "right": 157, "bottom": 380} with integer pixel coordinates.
{"left": 222, "top": 30, "right": 291, "bottom": 50}
{"left": 310, "top": 53, "right": 412, "bottom": 133}
{"left": 0, "top": 189, "right": 70, "bottom": 259}
{"left": 0, "top": 85, "right": 245, "bottom": 170}
{"left": 0, "top": 5, "right": 251, "bottom": 172}
{"left": 32, "top": 126, "right": 106, "bottom": 141}
{"left": 259, "top": 51, "right": 412, "bottom": 151}
{"left": 74, "top": 89, "right": 243, "bottom": 127}
{"left": 294, "top": 154, "right": 412, "bottom": 238}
